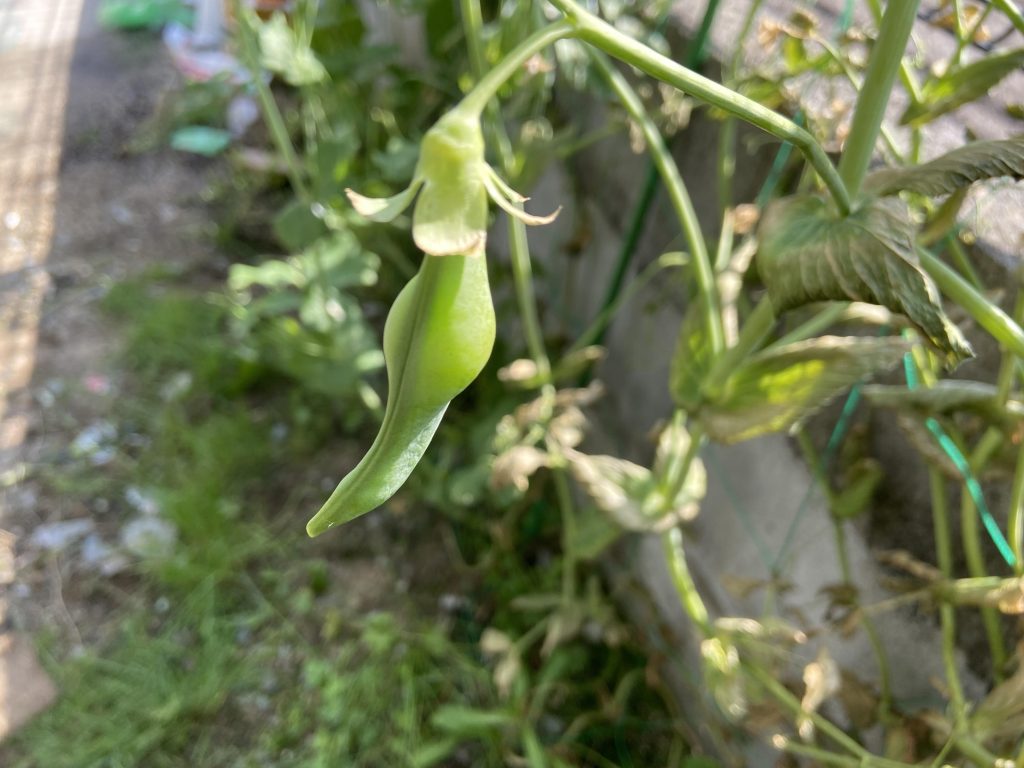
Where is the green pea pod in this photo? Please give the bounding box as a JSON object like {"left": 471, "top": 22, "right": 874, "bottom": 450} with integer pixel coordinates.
{"left": 306, "top": 253, "right": 495, "bottom": 536}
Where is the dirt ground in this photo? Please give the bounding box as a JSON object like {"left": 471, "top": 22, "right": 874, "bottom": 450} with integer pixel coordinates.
{"left": 0, "top": 0, "right": 230, "bottom": 734}
{"left": 0, "top": 5, "right": 480, "bottom": 752}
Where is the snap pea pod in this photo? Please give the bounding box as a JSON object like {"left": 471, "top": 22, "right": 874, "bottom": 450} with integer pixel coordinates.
{"left": 306, "top": 253, "right": 495, "bottom": 536}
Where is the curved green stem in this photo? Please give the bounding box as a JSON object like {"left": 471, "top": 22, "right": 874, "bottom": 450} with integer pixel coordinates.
{"left": 959, "top": 487, "right": 1008, "bottom": 679}
{"left": 663, "top": 419, "right": 706, "bottom": 523}
{"left": 1011, "top": 436, "right": 1024, "bottom": 578}
{"left": 772, "top": 302, "right": 849, "bottom": 348}
{"left": 662, "top": 527, "right": 711, "bottom": 634}
{"left": 795, "top": 429, "right": 893, "bottom": 716}
{"left": 747, "top": 665, "right": 911, "bottom": 768}
{"left": 928, "top": 469, "right": 968, "bottom": 723}
{"left": 546, "top": 0, "right": 851, "bottom": 215}
{"left": 568, "top": 252, "right": 687, "bottom": 355}
{"left": 235, "top": 4, "right": 311, "bottom": 202}
{"left": 993, "top": 0, "right": 1024, "bottom": 35}
{"left": 587, "top": 50, "right": 724, "bottom": 356}
{"left": 457, "top": 20, "right": 576, "bottom": 116}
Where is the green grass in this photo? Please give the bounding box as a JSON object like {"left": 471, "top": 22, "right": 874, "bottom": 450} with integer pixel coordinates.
{"left": 11, "top": 586, "right": 254, "bottom": 768}
{"left": 4, "top": 273, "right": 694, "bottom": 768}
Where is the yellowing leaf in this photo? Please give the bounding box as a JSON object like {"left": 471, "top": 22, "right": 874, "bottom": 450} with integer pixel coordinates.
{"left": 701, "top": 336, "right": 908, "bottom": 443}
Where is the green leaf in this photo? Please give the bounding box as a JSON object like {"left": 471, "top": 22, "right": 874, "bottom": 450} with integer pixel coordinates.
{"left": 229, "top": 260, "right": 302, "bottom": 291}
{"left": 272, "top": 200, "right": 328, "bottom": 252}
{"left": 571, "top": 505, "right": 623, "bottom": 560}
{"left": 756, "top": 195, "right": 972, "bottom": 365}
{"left": 410, "top": 740, "right": 458, "bottom": 768}
{"left": 865, "top": 136, "right": 1024, "bottom": 196}
{"left": 522, "top": 727, "right": 548, "bottom": 768}
{"left": 430, "top": 706, "right": 514, "bottom": 735}
{"left": 258, "top": 13, "right": 328, "bottom": 86}
{"left": 670, "top": 296, "right": 714, "bottom": 411}
{"left": 830, "top": 459, "right": 884, "bottom": 520}
{"left": 701, "top": 336, "right": 909, "bottom": 443}
{"left": 901, "top": 48, "right": 1024, "bottom": 127}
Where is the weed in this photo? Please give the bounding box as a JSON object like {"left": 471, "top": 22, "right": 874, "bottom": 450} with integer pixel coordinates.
{"left": 9, "top": 586, "right": 255, "bottom": 768}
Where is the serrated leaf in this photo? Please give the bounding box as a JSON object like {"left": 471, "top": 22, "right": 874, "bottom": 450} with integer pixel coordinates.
{"left": 702, "top": 336, "right": 908, "bottom": 443}
{"left": 901, "top": 48, "right": 1024, "bottom": 127}
{"left": 756, "top": 195, "right": 972, "bottom": 365}
{"left": 670, "top": 296, "right": 714, "bottom": 411}
{"left": 865, "top": 136, "right": 1024, "bottom": 196}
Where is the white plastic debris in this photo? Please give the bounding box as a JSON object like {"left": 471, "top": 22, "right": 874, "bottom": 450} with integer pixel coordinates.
{"left": 120, "top": 517, "right": 178, "bottom": 560}
{"left": 70, "top": 421, "right": 118, "bottom": 465}
{"left": 124, "top": 486, "right": 161, "bottom": 517}
{"left": 29, "top": 519, "right": 95, "bottom": 552}
{"left": 80, "top": 533, "right": 129, "bottom": 576}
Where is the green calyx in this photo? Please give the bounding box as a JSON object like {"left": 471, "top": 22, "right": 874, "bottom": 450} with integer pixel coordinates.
{"left": 346, "top": 109, "right": 558, "bottom": 259}
{"left": 412, "top": 112, "right": 490, "bottom": 257}
{"left": 306, "top": 253, "right": 496, "bottom": 536}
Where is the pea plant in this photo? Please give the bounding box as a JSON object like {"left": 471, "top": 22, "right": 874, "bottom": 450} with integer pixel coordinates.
{"left": 239, "top": 0, "right": 1024, "bottom": 764}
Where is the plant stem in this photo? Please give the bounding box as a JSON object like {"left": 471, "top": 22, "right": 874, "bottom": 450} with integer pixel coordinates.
{"left": 795, "top": 429, "right": 893, "bottom": 716}
{"left": 703, "top": 298, "right": 776, "bottom": 398}
{"left": 507, "top": 207, "right": 552, "bottom": 382}
{"left": 1011, "top": 439, "right": 1024, "bottom": 578}
{"left": 553, "top": 468, "right": 578, "bottom": 600}
{"left": 1000, "top": 289, "right": 1024, "bottom": 574}
{"left": 546, "top": 0, "right": 851, "bottom": 215}
{"left": 457, "top": 21, "right": 576, "bottom": 116}
{"left": 958, "top": 489, "right": 1007, "bottom": 679}
{"left": 460, "top": 2, "right": 576, "bottom": 610}
{"left": 663, "top": 419, "right": 706, "bottom": 521}
{"left": 567, "top": 252, "right": 686, "bottom": 355}
{"left": 662, "top": 527, "right": 711, "bottom": 634}
{"left": 772, "top": 303, "right": 849, "bottom": 348}
{"left": 928, "top": 469, "right": 968, "bottom": 724}
{"left": 945, "top": 233, "right": 985, "bottom": 289}
{"left": 235, "top": 5, "right": 311, "bottom": 202}
{"left": 459, "top": 1, "right": 552, "bottom": 381}
{"left": 838, "top": 0, "right": 921, "bottom": 199}
{"left": 588, "top": 50, "right": 724, "bottom": 357}
{"left": 772, "top": 737, "right": 877, "bottom": 768}
{"left": 812, "top": 34, "right": 901, "bottom": 161}
{"left": 919, "top": 248, "right": 1024, "bottom": 360}
{"left": 993, "top": 0, "right": 1024, "bottom": 35}
{"left": 747, "top": 666, "right": 912, "bottom": 768}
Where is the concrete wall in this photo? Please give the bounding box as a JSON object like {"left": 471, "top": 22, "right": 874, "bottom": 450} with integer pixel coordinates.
{"left": 373, "top": 2, "right": 1022, "bottom": 760}
{"left": 489, "top": 2, "right": 1024, "bottom": 761}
